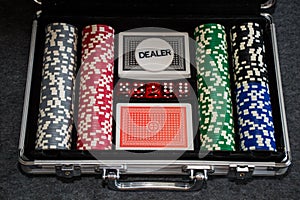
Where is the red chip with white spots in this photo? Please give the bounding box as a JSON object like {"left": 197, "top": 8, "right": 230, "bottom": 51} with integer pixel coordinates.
{"left": 77, "top": 25, "right": 114, "bottom": 150}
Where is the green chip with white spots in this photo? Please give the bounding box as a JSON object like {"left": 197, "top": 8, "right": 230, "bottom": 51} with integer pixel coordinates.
{"left": 195, "top": 23, "right": 235, "bottom": 151}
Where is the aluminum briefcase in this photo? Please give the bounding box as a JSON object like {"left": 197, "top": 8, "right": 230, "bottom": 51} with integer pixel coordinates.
{"left": 18, "top": 0, "right": 291, "bottom": 191}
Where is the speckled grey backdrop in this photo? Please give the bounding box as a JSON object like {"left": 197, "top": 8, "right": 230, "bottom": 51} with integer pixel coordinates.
{"left": 0, "top": 0, "right": 299, "bottom": 199}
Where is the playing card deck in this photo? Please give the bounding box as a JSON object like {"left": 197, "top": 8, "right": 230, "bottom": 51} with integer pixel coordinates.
{"left": 118, "top": 32, "right": 191, "bottom": 79}
{"left": 116, "top": 103, "right": 193, "bottom": 150}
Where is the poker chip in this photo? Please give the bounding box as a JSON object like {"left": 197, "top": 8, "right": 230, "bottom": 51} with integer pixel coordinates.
{"left": 230, "top": 22, "right": 268, "bottom": 85}
{"left": 230, "top": 22, "right": 276, "bottom": 151}
{"left": 194, "top": 23, "right": 235, "bottom": 151}
{"left": 76, "top": 24, "right": 114, "bottom": 150}
{"left": 35, "top": 23, "right": 78, "bottom": 150}
{"left": 116, "top": 80, "right": 191, "bottom": 99}
{"left": 235, "top": 82, "right": 276, "bottom": 151}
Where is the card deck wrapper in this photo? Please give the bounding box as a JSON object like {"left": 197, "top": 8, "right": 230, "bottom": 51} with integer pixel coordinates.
{"left": 116, "top": 103, "right": 194, "bottom": 150}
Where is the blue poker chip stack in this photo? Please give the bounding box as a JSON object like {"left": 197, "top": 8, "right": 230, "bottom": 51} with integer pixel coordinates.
{"left": 230, "top": 22, "right": 276, "bottom": 151}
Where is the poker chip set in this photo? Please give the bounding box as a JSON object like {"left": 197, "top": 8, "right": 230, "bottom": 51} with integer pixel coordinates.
{"left": 19, "top": 0, "right": 290, "bottom": 190}
{"left": 34, "top": 21, "right": 278, "bottom": 152}
{"left": 34, "top": 23, "right": 196, "bottom": 151}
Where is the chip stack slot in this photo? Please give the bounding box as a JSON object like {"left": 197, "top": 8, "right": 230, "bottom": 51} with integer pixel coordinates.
{"left": 230, "top": 22, "right": 276, "bottom": 151}
{"left": 35, "top": 23, "right": 78, "bottom": 150}
{"left": 77, "top": 25, "right": 114, "bottom": 150}
{"left": 194, "top": 23, "right": 235, "bottom": 151}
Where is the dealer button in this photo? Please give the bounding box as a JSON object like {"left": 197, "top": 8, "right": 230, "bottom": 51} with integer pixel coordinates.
{"left": 135, "top": 38, "right": 174, "bottom": 72}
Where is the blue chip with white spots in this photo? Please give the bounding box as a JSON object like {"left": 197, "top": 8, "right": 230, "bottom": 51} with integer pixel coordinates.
{"left": 235, "top": 82, "right": 276, "bottom": 151}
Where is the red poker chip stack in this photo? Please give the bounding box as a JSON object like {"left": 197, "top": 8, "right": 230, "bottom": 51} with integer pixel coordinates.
{"left": 77, "top": 25, "right": 114, "bottom": 150}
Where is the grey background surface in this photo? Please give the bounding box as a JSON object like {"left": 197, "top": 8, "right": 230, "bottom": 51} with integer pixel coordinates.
{"left": 0, "top": 0, "right": 299, "bottom": 199}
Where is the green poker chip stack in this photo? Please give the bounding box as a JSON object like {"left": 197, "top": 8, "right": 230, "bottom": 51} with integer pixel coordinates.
{"left": 194, "top": 23, "right": 235, "bottom": 151}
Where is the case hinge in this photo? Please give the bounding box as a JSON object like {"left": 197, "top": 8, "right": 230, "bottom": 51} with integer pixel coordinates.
{"left": 55, "top": 164, "right": 81, "bottom": 179}
{"left": 228, "top": 165, "right": 254, "bottom": 183}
